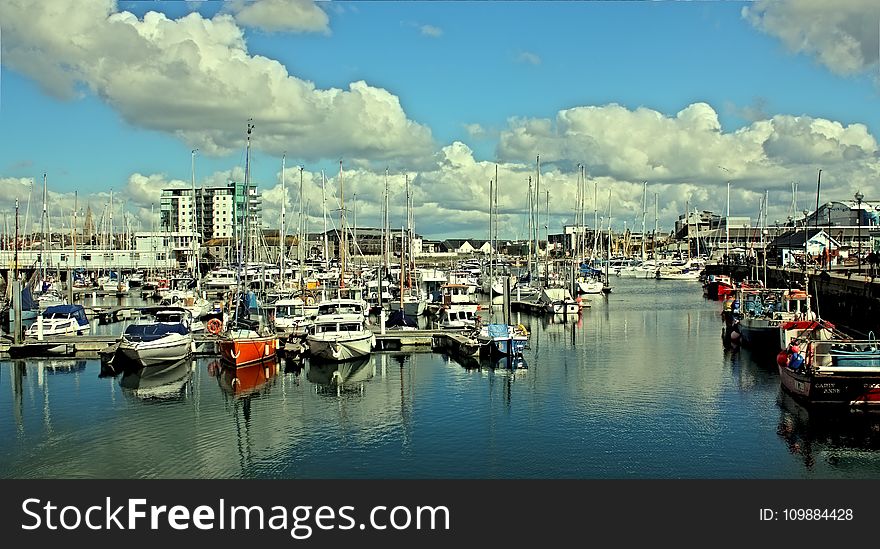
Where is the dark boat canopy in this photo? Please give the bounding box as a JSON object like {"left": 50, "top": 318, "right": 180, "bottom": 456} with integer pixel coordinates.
{"left": 44, "top": 304, "right": 89, "bottom": 326}
{"left": 124, "top": 322, "right": 189, "bottom": 342}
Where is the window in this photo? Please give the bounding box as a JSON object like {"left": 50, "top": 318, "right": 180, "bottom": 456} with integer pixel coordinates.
{"left": 81, "top": 254, "right": 91, "bottom": 261}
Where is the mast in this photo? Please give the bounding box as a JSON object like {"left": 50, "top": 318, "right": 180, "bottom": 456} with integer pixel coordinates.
{"left": 527, "top": 176, "right": 533, "bottom": 279}
{"left": 544, "top": 189, "right": 550, "bottom": 287}
{"left": 534, "top": 155, "right": 541, "bottom": 273}
{"left": 14, "top": 198, "right": 20, "bottom": 281}
{"left": 606, "top": 189, "right": 612, "bottom": 285}
{"left": 321, "top": 171, "right": 329, "bottom": 270}
{"left": 405, "top": 174, "right": 412, "bottom": 291}
{"left": 384, "top": 168, "right": 390, "bottom": 276}
{"left": 72, "top": 192, "right": 77, "bottom": 278}
{"left": 592, "top": 177, "right": 599, "bottom": 259}
{"left": 41, "top": 173, "right": 47, "bottom": 283}
{"left": 725, "top": 179, "right": 731, "bottom": 263}
{"left": 109, "top": 188, "right": 113, "bottom": 251}
{"left": 488, "top": 175, "right": 493, "bottom": 297}
{"left": 641, "top": 181, "right": 647, "bottom": 262}
{"left": 234, "top": 119, "right": 254, "bottom": 326}
{"left": 339, "top": 160, "right": 345, "bottom": 289}
{"left": 685, "top": 199, "right": 690, "bottom": 257}
{"left": 653, "top": 193, "right": 658, "bottom": 258}
{"left": 298, "top": 166, "right": 305, "bottom": 291}
{"left": 191, "top": 149, "right": 200, "bottom": 285}
{"left": 280, "top": 154, "right": 286, "bottom": 284}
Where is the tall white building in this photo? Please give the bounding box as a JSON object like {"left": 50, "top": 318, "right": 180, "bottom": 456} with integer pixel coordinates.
{"left": 160, "top": 181, "right": 262, "bottom": 241}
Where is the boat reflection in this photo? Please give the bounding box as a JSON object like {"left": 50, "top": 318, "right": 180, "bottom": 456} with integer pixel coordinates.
{"left": 36, "top": 359, "right": 87, "bottom": 374}
{"left": 306, "top": 356, "right": 374, "bottom": 395}
{"left": 119, "top": 357, "right": 193, "bottom": 401}
{"left": 776, "top": 389, "right": 880, "bottom": 470}
{"left": 448, "top": 353, "right": 528, "bottom": 371}
{"left": 208, "top": 357, "right": 280, "bottom": 397}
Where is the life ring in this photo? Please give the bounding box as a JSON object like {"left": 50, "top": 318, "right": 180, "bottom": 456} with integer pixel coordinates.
{"left": 517, "top": 323, "right": 529, "bottom": 336}
{"left": 206, "top": 318, "right": 223, "bottom": 335}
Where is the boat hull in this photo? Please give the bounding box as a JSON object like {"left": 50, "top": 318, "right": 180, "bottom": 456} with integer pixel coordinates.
{"left": 778, "top": 364, "right": 880, "bottom": 406}
{"left": 738, "top": 319, "right": 781, "bottom": 354}
{"left": 307, "top": 332, "right": 374, "bottom": 362}
{"left": 118, "top": 334, "right": 193, "bottom": 367}
{"left": 218, "top": 336, "right": 278, "bottom": 367}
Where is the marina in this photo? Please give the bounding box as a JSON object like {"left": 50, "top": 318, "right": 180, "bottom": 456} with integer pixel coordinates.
{"left": 4, "top": 278, "right": 880, "bottom": 479}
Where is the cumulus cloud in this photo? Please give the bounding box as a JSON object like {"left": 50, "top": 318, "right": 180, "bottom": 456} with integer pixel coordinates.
{"left": 517, "top": 52, "right": 542, "bottom": 65}
{"left": 0, "top": 0, "right": 434, "bottom": 164}
{"left": 744, "top": 0, "right": 880, "bottom": 75}
{"left": 420, "top": 25, "right": 443, "bottom": 38}
{"left": 227, "top": 0, "right": 329, "bottom": 34}
{"left": 495, "top": 101, "right": 880, "bottom": 231}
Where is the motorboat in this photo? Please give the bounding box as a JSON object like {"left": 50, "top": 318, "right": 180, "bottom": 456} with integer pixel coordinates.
{"left": 25, "top": 304, "right": 91, "bottom": 337}
{"left": 117, "top": 307, "right": 195, "bottom": 367}
{"left": 306, "top": 313, "right": 375, "bottom": 362}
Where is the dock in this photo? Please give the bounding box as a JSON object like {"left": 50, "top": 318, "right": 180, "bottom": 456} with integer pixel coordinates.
{"left": 0, "top": 329, "right": 485, "bottom": 360}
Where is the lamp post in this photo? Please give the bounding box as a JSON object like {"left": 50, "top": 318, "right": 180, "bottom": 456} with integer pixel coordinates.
{"left": 855, "top": 191, "right": 864, "bottom": 274}
{"left": 803, "top": 209, "right": 810, "bottom": 271}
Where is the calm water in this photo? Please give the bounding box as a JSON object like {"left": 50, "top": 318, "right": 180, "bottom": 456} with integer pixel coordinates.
{"left": 3, "top": 278, "right": 880, "bottom": 479}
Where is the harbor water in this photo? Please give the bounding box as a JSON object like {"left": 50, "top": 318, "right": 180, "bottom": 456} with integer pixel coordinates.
{"left": 3, "top": 278, "right": 880, "bottom": 479}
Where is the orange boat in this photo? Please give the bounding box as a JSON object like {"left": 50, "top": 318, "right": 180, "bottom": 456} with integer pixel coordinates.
{"left": 218, "top": 329, "right": 278, "bottom": 367}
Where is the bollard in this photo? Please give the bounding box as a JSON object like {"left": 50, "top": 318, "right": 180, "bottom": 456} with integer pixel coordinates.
{"left": 37, "top": 314, "right": 44, "bottom": 341}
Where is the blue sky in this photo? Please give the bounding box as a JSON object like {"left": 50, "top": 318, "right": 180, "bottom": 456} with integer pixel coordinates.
{"left": 1, "top": 0, "right": 878, "bottom": 239}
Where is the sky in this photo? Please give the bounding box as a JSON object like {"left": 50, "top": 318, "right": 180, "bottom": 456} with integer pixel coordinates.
{"left": 1, "top": 0, "right": 879, "bottom": 241}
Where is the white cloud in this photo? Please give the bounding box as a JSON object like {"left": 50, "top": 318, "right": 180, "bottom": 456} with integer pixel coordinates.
{"left": 0, "top": 0, "right": 435, "bottom": 164}
{"left": 517, "top": 52, "right": 541, "bottom": 65}
{"left": 420, "top": 25, "right": 443, "bottom": 38}
{"left": 495, "top": 102, "right": 880, "bottom": 231}
{"left": 464, "top": 123, "right": 487, "bottom": 139}
{"left": 744, "top": 0, "right": 880, "bottom": 75}
{"left": 227, "top": 0, "right": 329, "bottom": 34}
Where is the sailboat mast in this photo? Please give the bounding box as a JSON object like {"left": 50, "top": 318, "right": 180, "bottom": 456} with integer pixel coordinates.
{"left": 339, "top": 160, "right": 345, "bottom": 289}
{"left": 527, "top": 176, "right": 533, "bottom": 278}
{"left": 545, "top": 189, "right": 550, "bottom": 286}
{"left": 280, "top": 154, "right": 286, "bottom": 283}
{"left": 322, "top": 171, "right": 328, "bottom": 269}
{"left": 641, "top": 181, "right": 647, "bottom": 261}
{"left": 191, "top": 149, "right": 200, "bottom": 284}
{"left": 384, "top": 168, "right": 390, "bottom": 275}
{"left": 653, "top": 193, "right": 658, "bottom": 258}
{"left": 41, "top": 173, "right": 47, "bottom": 281}
{"left": 405, "top": 174, "right": 413, "bottom": 291}
{"left": 534, "top": 155, "right": 541, "bottom": 272}
{"left": 298, "top": 166, "right": 304, "bottom": 290}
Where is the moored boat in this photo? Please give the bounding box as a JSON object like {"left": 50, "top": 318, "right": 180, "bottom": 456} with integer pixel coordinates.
{"left": 25, "top": 304, "right": 91, "bottom": 337}
{"left": 117, "top": 307, "right": 194, "bottom": 367}
{"left": 306, "top": 313, "right": 375, "bottom": 362}
{"left": 778, "top": 324, "right": 880, "bottom": 406}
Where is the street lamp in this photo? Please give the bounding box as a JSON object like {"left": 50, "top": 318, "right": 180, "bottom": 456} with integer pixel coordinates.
{"left": 855, "top": 190, "right": 864, "bottom": 274}
{"left": 803, "top": 209, "right": 810, "bottom": 270}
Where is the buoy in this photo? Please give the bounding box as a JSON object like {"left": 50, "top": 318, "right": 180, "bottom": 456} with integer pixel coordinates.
{"left": 777, "top": 351, "right": 788, "bottom": 368}
{"left": 206, "top": 318, "right": 223, "bottom": 335}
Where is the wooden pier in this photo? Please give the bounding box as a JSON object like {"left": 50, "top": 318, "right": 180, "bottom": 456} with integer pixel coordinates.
{"left": 0, "top": 329, "right": 484, "bottom": 360}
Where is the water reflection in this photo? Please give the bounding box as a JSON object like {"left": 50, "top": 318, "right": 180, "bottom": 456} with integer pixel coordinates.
{"left": 447, "top": 354, "right": 528, "bottom": 371}
{"left": 776, "top": 390, "right": 880, "bottom": 471}
{"left": 208, "top": 358, "right": 280, "bottom": 398}
{"left": 306, "top": 356, "right": 374, "bottom": 395}
{"left": 119, "top": 358, "right": 193, "bottom": 401}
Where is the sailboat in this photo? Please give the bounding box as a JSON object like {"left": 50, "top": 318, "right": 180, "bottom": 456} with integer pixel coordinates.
{"left": 217, "top": 121, "right": 279, "bottom": 367}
